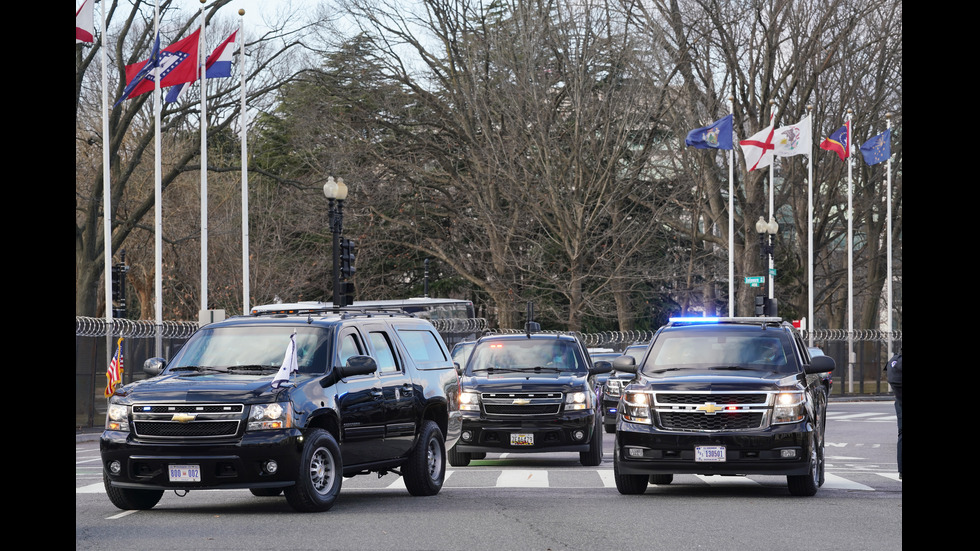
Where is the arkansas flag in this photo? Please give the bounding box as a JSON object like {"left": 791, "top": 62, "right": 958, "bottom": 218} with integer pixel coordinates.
{"left": 820, "top": 122, "right": 850, "bottom": 161}
{"left": 739, "top": 123, "right": 776, "bottom": 171}
{"left": 166, "top": 31, "right": 238, "bottom": 103}
{"left": 115, "top": 29, "right": 202, "bottom": 106}
{"left": 76, "top": 0, "right": 95, "bottom": 43}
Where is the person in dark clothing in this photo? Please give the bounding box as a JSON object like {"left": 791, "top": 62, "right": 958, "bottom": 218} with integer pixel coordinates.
{"left": 886, "top": 348, "right": 902, "bottom": 479}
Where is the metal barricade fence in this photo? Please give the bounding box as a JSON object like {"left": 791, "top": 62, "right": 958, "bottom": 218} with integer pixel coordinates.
{"left": 75, "top": 317, "right": 900, "bottom": 429}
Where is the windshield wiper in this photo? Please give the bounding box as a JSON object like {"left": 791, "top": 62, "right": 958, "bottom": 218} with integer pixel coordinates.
{"left": 170, "top": 365, "right": 228, "bottom": 373}
{"left": 708, "top": 365, "right": 756, "bottom": 371}
{"left": 225, "top": 365, "right": 280, "bottom": 373}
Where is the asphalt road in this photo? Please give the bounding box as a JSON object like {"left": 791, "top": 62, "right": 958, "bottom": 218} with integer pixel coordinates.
{"left": 76, "top": 400, "right": 901, "bottom": 550}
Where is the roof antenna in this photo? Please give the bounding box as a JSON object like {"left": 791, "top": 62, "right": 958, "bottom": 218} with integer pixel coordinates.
{"left": 524, "top": 301, "right": 540, "bottom": 337}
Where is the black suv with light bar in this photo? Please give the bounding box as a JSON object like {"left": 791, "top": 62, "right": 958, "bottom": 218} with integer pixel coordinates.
{"left": 612, "top": 317, "right": 835, "bottom": 496}
{"left": 100, "top": 306, "right": 461, "bottom": 512}
{"left": 448, "top": 331, "right": 611, "bottom": 466}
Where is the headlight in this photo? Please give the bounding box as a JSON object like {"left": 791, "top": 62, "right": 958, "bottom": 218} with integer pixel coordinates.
{"left": 622, "top": 390, "right": 652, "bottom": 424}
{"left": 773, "top": 390, "right": 805, "bottom": 424}
{"left": 565, "top": 391, "right": 590, "bottom": 411}
{"left": 459, "top": 390, "right": 481, "bottom": 412}
{"left": 248, "top": 402, "right": 292, "bottom": 431}
{"left": 604, "top": 379, "right": 623, "bottom": 397}
{"left": 105, "top": 403, "right": 129, "bottom": 431}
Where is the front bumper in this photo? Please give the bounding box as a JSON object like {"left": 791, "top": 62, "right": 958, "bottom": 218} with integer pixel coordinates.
{"left": 614, "top": 419, "right": 814, "bottom": 476}
{"left": 455, "top": 412, "right": 597, "bottom": 454}
{"left": 602, "top": 397, "right": 620, "bottom": 426}
{"left": 100, "top": 428, "right": 304, "bottom": 491}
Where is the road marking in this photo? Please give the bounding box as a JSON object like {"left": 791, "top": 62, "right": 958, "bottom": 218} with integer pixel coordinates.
{"left": 385, "top": 470, "right": 455, "bottom": 489}
{"left": 597, "top": 470, "right": 617, "bottom": 488}
{"left": 695, "top": 475, "right": 761, "bottom": 486}
{"left": 876, "top": 472, "right": 901, "bottom": 481}
{"left": 822, "top": 473, "right": 873, "bottom": 491}
{"left": 496, "top": 470, "right": 549, "bottom": 487}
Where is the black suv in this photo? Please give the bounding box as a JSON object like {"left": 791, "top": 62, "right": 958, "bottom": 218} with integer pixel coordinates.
{"left": 100, "top": 307, "right": 461, "bottom": 512}
{"left": 601, "top": 343, "right": 648, "bottom": 433}
{"left": 612, "top": 317, "right": 835, "bottom": 496}
{"left": 448, "top": 332, "right": 611, "bottom": 467}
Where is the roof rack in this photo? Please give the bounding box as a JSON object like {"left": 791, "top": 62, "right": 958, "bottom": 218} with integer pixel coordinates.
{"left": 667, "top": 316, "right": 783, "bottom": 325}
{"left": 250, "top": 304, "right": 419, "bottom": 319}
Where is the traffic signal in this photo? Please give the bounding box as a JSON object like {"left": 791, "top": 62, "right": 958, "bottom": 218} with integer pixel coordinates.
{"left": 111, "top": 262, "right": 129, "bottom": 318}
{"left": 341, "top": 281, "right": 355, "bottom": 308}
{"left": 340, "top": 238, "right": 356, "bottom": 280}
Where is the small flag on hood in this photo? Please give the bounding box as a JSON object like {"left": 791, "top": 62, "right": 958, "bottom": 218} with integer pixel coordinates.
{"left": 271, "top": 332, "right": 299, "bottom": 389}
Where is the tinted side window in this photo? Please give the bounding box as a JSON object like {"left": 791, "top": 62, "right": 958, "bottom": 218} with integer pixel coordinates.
{"left": 369, "top": 331, "right": 400, "bottom": 373}
{"left": 338, "top": 332, "right": 364, "bottom": 367}
{"left": 396, "top": 328, "right": 449, "bottom": 368}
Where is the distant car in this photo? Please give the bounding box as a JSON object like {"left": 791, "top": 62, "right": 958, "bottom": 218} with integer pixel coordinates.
{"left": 449, "top": 331, "right": 611, "bottom": 467}
{"left": 612, "top": 317, "right": 835, "bottom": 497}
{"left": 452, "top": 341, "right": 477, "bottom": 374}
{"left": 600, "top": 343, "right": 649, "bottom": 433}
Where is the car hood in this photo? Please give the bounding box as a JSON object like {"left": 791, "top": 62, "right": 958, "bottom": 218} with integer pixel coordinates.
{"left": 463, "top": 373, "right": 588, "bottom": 393}
{"left": 111, "top": 371, "right": 296, "bottom": 404}
{"left": 638, "top": 370, "right": 801, "bottom": 391}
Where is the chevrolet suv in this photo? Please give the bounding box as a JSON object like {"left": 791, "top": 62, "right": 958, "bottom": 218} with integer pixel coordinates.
{"left": 448, "top": 332, "right": 611, "bottom": 466}
{"left": 612, "top": 317, "right": 835, "bottom": 496}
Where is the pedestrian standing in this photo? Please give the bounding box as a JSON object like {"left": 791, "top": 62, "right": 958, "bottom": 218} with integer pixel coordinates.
{"left": 886, "top": 348, "right": 902, "bottom": 479}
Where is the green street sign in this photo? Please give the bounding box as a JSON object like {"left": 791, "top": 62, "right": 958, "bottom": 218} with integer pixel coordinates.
{"left": 744, "top": 276, "right": 765, "bottom": 286}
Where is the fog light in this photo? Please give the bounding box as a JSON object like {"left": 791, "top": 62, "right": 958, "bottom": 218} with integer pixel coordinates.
{"left": 461, "top": 430, "right": 473, "bottom": 442}
{"left": 264, "top": 460, "right": 278, "bottom": 474}
{"left": 780, "top": 449, "right": 798, "bottom": 459}
{"left": 108, "top": 460, "right": 121, "bottom": 475}
{"left": 627, "top": 447, "right": 644, "bottom": 457}
{"left": 572, "top": 430, "right": 585, "bottom": 441}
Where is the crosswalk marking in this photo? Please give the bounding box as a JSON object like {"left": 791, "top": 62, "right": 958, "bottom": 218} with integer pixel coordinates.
{"left": 496, "top": 469, "right": 549, "bottom": 487}
{"left": 822, "top": 473, "right": 873, "bottom": 491}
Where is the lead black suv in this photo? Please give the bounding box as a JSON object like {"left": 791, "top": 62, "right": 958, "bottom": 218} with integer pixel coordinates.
{"left": 612, "top": 317, "right": 835, "bottom": 496}
{"left": 448, "top": 332, "right": 611, "bottom": 467}
{"left": 100, "top": 306, "right": 462, "bottom": 512}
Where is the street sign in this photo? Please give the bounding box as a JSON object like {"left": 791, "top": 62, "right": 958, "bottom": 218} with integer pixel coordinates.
{"left": 744, "top": 276, "right": 765, "bottom": 287}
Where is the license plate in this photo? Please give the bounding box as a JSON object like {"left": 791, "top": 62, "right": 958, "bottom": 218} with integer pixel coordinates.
{"left": 695, "top": 446, "right": 726, "bottom": 462}
{"left": 168, "top": 464, "right": 201, "bottom": 482}
{"left": 510, "top": 433, "right": 534, "bottom": 446}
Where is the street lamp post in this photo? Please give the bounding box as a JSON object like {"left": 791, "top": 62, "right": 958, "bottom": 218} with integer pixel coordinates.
{"left": 756, "top": 215, "right": 778, "bottom": 315}
{"left": 323, "top": 176, "right": 348, "bottom": 305}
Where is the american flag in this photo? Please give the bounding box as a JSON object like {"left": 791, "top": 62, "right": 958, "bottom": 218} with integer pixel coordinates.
{"left": 104, "top": 337, "right": 124, "bottom": 398}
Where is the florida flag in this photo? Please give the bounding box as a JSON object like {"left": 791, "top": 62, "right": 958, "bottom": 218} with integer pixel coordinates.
{"left": 115, "top": 29, "right": 202, "bottom": 106}
{"left": 76, "top": 0, "right": 94, "bottom": 43}
{"left": 166, "top": 31, "right": 238, "bottom": 103}
{"left": 104, "top": 337, "right": 124, "bottom": 398}
{"left": 271, "top": 332, "right": 299, "bottom": 389}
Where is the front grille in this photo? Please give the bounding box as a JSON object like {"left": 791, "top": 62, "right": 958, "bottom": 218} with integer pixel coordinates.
{"left": 652, "top": 391, "right": 771, "bottom": 432}
{"left": 132, "top": 403, "right": 245, "bottom": 439}
{"left": 481, "top": 392, "right": 563, "bottom": 416}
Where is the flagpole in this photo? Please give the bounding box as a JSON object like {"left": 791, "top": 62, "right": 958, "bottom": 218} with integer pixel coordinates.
{"left": 768, "top": 101, "right": 775, "bottom": 303}
{"left": 100, "top": 0, "right": 114, "bottom": 389}
{"left": 239, "top": 9, "right": 250, "bottom": 315}
{"left": 199, "top": 1, "right": 209, "bottom": 322}
{"left": 807, "top": 105, "right": 814, "bottom": 346}
{"left": 728, "top": 96, "right": 734, "bottom": 316}
{"left": 846, "top": 108, "right": 853, "bottom": 393}
{"left": 885, "top": 112, "right": 893, "bottom": 360}
{"left": 153, "top": 0, "right": 163, "bottom": 357}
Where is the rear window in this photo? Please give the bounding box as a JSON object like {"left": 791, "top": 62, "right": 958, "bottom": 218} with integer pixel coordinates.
{"left": 396, "top": 328, "right": 449, "bottom": 369}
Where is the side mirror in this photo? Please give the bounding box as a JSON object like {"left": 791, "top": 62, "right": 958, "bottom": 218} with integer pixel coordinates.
{"left": 590, "top": 360, "right": 612, "bottom": 375}
{"left": 338, "top": 355, "right": 378, "bottom": 378}
{"left": 143, "top": 357, "right": 166, "bottom": 377}
{"left": 612, "top": 354, "right": 638, "bottom": 374}
{"left": 805, "top": 355, "right": 836, "bottom": 374}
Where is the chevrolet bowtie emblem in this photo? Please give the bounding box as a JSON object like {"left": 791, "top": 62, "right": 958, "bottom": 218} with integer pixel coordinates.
{"left": 697, "top": 402, "right": 724, "bottom": 415}
{"left": 172, "top": 413, "right": 197, "bottom": 423}
{"left": 512, "top": 398, "right": 531, "bottom": 405}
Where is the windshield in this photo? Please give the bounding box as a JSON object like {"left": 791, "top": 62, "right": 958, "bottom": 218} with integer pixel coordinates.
{"left": 170, "top": 325, "right": 333, "bottom": 375}
{"left": 466, "top": 338, "right": 587, "bottom": 375}
{"left": 641, "top": 328, "right": 797, "bottom": 375}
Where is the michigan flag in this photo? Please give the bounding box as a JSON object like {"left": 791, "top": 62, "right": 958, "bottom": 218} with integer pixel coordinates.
{"left": 685, "top": 114, "right": 734, "bottom": 150}
{"left": 860, "top": 129, "right": 891, "bottom": 165}
{"left": 105, "top": 337, "right": 124, "bottom": 398}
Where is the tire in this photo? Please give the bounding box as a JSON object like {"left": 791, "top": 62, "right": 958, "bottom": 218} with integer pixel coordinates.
{"left": 249, "top": 487, "right": 283, "bottom": 497}
{"left": 648, "top": 474, "right": 673, "bottom": 485}
{"left": 580, "top": 417, "right": 603, "bottom": 466}
{"left": 403, "top": 420, "right": 446, "bottom": 496}
{"left": 103, "top": 472, "right": 163, "bottom": 510}
{"left": 614, "top": 466, "right": 648, "bottom": 495}
{"left": 787, "top": 433, "right": 820, "bottom": 497}
{"left": 447, "top": 444, "right": 471, "bottom": 467}
{"left": 284, "top": 429, "right": 343, "bottom": 512}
